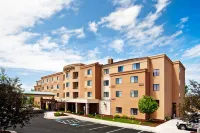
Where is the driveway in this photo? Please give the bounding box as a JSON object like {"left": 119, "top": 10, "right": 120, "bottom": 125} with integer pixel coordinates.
{"left": 12, "top": 114, "right": 153, "bottom": 133}
{"left": 155, "top": 119, "right": 191, "bottom": 133}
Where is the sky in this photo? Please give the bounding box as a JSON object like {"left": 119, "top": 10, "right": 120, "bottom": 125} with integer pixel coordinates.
{"left": 0, "top": 0, "right": 200, "bottom": 90}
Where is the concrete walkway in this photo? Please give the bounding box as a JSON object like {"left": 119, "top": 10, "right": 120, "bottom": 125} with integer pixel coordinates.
{"left": 44, "top": 111, "right": 71, "bottom": 119}
{"left": 155, "top": 119, "right": 190, "bottom": 133}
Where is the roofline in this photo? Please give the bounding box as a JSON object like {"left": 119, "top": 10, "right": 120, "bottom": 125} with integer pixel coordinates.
{"left": 41, "top": 72, "right": 63, "bottom": 79}
{"left": 81, "top": 62, "right": 102, "bottom": 69}
{"left": 173, "top": 61, "right": 186, "bottom": 70}
{"left": 63, "top": 63, "right": 85, "bottom": 68}
{"left": 102, "top": 57, "right": 148, "bottom": 68}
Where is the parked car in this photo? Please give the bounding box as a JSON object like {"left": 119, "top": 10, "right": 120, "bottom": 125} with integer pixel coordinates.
{"left": 177, "top": 117, "right": 200, "bottom": 130}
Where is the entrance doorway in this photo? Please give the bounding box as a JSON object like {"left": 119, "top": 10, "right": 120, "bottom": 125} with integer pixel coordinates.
{"left": 68, "top": 103, "right": 76, "bottom": 112}
{"left": 172, "top": 103, "right": 176, "bottom": 117}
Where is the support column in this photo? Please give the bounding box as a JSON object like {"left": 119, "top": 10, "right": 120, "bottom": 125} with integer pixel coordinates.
{"left": 65, "top": 102, "right": 68, "bottom": 112}
{"left": 75, "top": 103, "right": 78, "bottom": 113}
{"left": 86, "top": 103, "right": 89, "bottom": 115}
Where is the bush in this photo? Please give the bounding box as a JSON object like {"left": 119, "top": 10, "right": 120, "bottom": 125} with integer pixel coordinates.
{"left": 95, "top": 114, "right": 101, "bottom": 117}
{"left": 54, "top": 112, "right": 61, "bottom": 116}
{"left": 54, "top": 112, "right": 68, "bottom": 117}
{"left": 122, "top": 115, "right": 128, "bottom": 119}
{"left": 78, "top": 111, "right": 84, "bottom": 115}
{"left": 114, "top": 114, "right": 120, "bottom": 118}
{"left": 129, "top": 115, "right": 135, "bottom": 120}
{"left": 165, "top": 116, "right": 171, "bottom": 121}
{"left": 88, "top": 114, "right": 94, "bottom": 118}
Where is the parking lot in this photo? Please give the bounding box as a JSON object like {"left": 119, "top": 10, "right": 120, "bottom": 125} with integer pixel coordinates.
{"left": 55, "top": 117, "right": 154, "bottom": 133}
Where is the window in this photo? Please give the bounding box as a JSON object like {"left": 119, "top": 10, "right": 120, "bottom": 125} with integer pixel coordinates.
{"left": 104, "top": 92, "right": 109, "bottom": 97}
{"left": 130, "top": 108, "right": 138, "bottom": 115}
{"left": 57, "top": 77, "right": 59, "bottom": 81}
{"left": 116, "top": 91, "right": 122, "bottom": 97}
{"left": 118, "top": 66, "right": 124, "bottom": 72}
{"left": 47, "top": 79, "right": 48, "bottom": 82}
{"left": 153, "top": 84, "right": 159, "bottom": 91}
{"left": 52, "top": 77, "right": 53, "bottom": 82}
{"left": 153, "top": 69, "right": 160, "bottom": 76}
{"left": 51, "top": 85, "right": 53, "bottom": 89}
{"left": 66, "top": 92, "right": 70, "bottom": 97}
{"left": 116, "top": 78, "right": 122, "bottom": 84}
{"left": 66, "top": 73, "right": 69, "bottom": 78}
{"left": 63, "top": 93, "right": 65, "bottom": 98}
{"left": 104, "top": 80, "right": 109, "bottom": 86}
{"left": 87, "top": 69, "right": 92, "bottom": 75}
{"left": 104, "top": 69, "right": 109, "bottom": 74}
{"left": 47, "top": 86, "right": 49, "bottom": 90}
{"left": 130, "top": 90, "right": 138, "bottom": 97}
{"left": 87, "top": 80, "right": 92, "bottom": 86}
{"left": 57, "top": 84, "right": 60, "bottom": 89}
{"left": 42, "top": 87, "right": 44, "bottom": 90}
{"left": 87, "top": 92, "right": 92, "bottom": 97}
{"left": 57, "top": 93, "right": 59, "bottom": 97}
{"left": 130, "top": 76, "right": 138, "bottom": 83}
{"left": 133, "top": 63, "right": 140, "bottom": 70}
{"left": 116, "top": 107, "right": 122, "bottom": 113}
{"left": 66, "top": 82, "right": 70, "bottom": 87}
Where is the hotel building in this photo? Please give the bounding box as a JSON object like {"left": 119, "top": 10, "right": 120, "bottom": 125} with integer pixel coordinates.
{"left": 34, "top": 54, "right": 185, "bottom": 120}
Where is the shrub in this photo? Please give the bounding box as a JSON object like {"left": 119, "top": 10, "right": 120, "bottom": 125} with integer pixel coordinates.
{"left": 88, "top": 114, "right": 94, "bottom": 118}
{"left": 54, "top": 112, "right": 61, "bottom": 116}
{"left": 78, "top": 111, "right": 84, "bottom": 115}
{"left": 129, "top": 115, "right": 135, "bottom": 120}
{"left": 95, "top": 114, "right": 101, "bottom": 117}
{"left": 122, "top": 115, "right": 128, "bottom": 119}
{"left": 114, "top": 114, "right": 120, "bottom": 118}
{"left": 165, "top": 116, "right": 171, "bottom": 121}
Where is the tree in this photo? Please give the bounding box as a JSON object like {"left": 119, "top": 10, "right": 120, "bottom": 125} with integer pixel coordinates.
{"left": 0, "top": 68, "right": 34, "bottom": 132}
{"left": 180, "top": 80, "right": 200, "bottom": 121}
{"left": 185, "top": 85, "right": 189, "bottom": 95}
{"left": 138, "top": 95, "right": 159, "bottom": 120}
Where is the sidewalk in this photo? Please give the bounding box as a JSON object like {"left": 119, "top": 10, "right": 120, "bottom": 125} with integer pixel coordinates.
{"left": 44, "top": 112, "right": 155, "bottom": 132}
{"left": 155, "top": 119, "right": 190, "bottom": 133}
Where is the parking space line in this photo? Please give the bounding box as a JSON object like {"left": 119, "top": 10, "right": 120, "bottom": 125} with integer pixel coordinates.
{"left": 138, "top": 131, "right": 144, "bottom": 133}
{"left": 106, "top": 128, "right": 125, "bottom": 133}
{"left": 77, "top": 123, "right": 97, "bottom": 127}
{"left": 89, "top": 126, "right": 109, "bottom": 130}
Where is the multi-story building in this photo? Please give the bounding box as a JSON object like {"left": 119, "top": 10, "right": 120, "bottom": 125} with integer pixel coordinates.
{"left": 34, "top": 54, "right": 185, "bottom": 120}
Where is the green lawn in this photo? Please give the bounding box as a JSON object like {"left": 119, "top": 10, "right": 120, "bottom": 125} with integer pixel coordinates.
{"left": 94, "top": 116, "right": 153, "bottom": 125}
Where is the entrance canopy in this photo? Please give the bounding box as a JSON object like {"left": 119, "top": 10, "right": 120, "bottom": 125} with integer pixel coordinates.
{"left": 23, "top": 91, "right": 56, "bottom": 97}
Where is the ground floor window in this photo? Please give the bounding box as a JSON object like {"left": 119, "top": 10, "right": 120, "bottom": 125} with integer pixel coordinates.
{"left": 116, "top": 107, "right": 122, "bottom": 113}
{"left": 57, "top": 93, "right": 59, "bottom": 97}
{"left": 130, "top": 108, "right": 138, "bottom": 115}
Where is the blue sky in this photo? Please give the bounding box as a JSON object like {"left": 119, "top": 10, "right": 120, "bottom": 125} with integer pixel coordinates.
{"left": 0, "top": 0, "right": 200, "bottom": 90}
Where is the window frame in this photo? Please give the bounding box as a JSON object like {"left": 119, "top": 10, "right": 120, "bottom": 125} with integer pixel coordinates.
{"left": 130, "top": 90, "right": 138, "bottom": 97}
{"left": 57, "top": 84, "right": 60, "bottom": 89}
{"left": 87, "top": 80, "right": 92, "bottom": 86}
{"left": 116, "top": 91, "right": 122, "bottom": 97}
{"left": 118, "top": 66, "right": 124, "bottom": 72}
{"left": 66, "top": 92, "right": 70, "bottom": 97}
{"left": 130, "top": 108, "right": 138, "bottom": 115}
{"left": 116, "top": 78, "right": 122, "bottom": 84}
{"left": 103, "top": 92, "right": 109, "bottom": 97}
{"left": 133, "top": 63, "right": 140, "bottom": 70}
{"left": 66, "top": 82, "right": 70, "bottom": 87}
{"left": 153, "top": 84, "right": 160, "bottom": 91}
{"left": 130, "top": 76, "right": 138, "bottom": 83}
{"left": 103, "top": 80, "right": 109, "bottom": 86}
{"left": 87, "top": 69, "right": 92, "bottom": 75}
{"left": 153, "top": 69, "right": 160, "bottom": 76}
{"left": 104, "top": 69, "right": 109, "bottom": 74}
{"left": 116, "top": 107, "right": 122, "bottom": 113}
{"left": 87, "top": 92, "right": 92, "bottom": 97}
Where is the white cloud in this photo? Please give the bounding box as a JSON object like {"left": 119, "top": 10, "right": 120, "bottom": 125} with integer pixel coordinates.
{"left": 87, "top": 47, "right": 101, "bottom": 59}
{"left": 112, "top": 0, "right": 135, "bottom": 7}
{"left": 155, "top": 0, "right": 170, "bottom": 13}
{"left": 88, "top": 21, "right": 98, "bottom": 33}
{"left": 176, "top": 17, "right": 189, "bottom": 29}
{"left": 99, "top": 5, "right": 142, "bottom": 30}
{"left": 109, "top": 39, "right": 124, "bottom": 53}
{"left": 52, "top": 26, "right": 85, "bottom": 44}
{"left": 183, "top": 44, "right": 200, "bottom": 58}
{"left": 0, "top": 0, "right": 74, "bottom": 36}
{"left": 186, "top": 63, "right": 200, "bottom": 82}
{"left": 38, "top": 36, "right": 58, "bottom": 49}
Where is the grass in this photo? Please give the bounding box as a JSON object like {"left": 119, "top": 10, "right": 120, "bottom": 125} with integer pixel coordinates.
{"left": 95, "top": 116, "right": 154, "bottom": 126}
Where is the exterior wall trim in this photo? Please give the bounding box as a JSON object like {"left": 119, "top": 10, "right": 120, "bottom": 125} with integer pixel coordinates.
{"left": 110, "top": 69, "right": 147, "bottom": 77}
